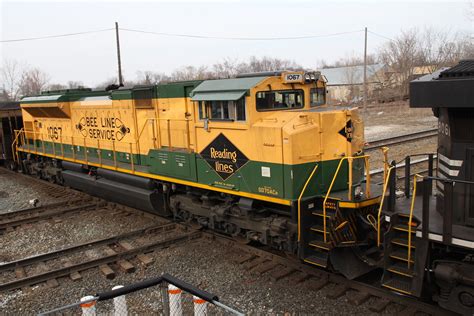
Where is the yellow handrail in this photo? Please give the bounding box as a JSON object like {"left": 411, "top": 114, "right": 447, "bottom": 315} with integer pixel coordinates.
{"left": 11, "top": 128, "right": 24, "bottom": 164}
{"left": 297, "top": 164, "right": 319, "bottom": 241}
{"left": 323, "top": 155, "right": 370, "bottom": 242}
{"left": 407, "top": 174, "right": 422, "bottom": 268}
{"left": 381, "top": 146, "right": 389, "bottom": 184}
{"left": 377, "top": 165, "right": 395, "bottom": 246}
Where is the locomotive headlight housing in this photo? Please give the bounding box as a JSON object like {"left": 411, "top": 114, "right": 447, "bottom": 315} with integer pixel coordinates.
{"left": 310, "top": 73, "right": 316, "bottom": 81}
{"left": 304, "top": 73, "right": 311, "bottom": 82}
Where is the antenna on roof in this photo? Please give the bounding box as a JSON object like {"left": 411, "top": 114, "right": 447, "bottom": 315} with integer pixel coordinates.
{"left": 115, "top": 22, "right": 124, "bottom": 87}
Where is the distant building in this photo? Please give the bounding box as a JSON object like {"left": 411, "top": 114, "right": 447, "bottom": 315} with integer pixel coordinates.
{"left": 319, "top": 64, "right": 386, "bottom": 104}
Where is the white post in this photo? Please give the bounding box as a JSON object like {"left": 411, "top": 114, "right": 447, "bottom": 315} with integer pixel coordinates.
{"left": 80, "top": 296, "right": 96, "bottom": 316}
{"left": 193, "top": 296, "right": 208, "bottom": 316}
{"left": 113, "top": 285, "right": 128, "bottom": 316}
{"left": 168, "top": 284, "right": 183, "bottom": 316}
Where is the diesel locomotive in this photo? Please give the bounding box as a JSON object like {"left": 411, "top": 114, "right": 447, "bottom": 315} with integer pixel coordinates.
{"left": 7, "top": 62, "right": 474, "bottom": 315}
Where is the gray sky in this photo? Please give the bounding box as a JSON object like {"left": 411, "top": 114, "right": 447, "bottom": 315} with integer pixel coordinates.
{"left": 1, "top": 0, "right": 472, "bottom": 87}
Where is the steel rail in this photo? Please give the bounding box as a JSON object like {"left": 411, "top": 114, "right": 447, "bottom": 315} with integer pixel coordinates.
{"left": 0, "top": 223, "right": 175, "bottom": 273}
{"left": 0, "top": 198, "right": 89, "bottom": 222}
{"left": 365, "top": 128, "right": 437, "bottom": 151}
{"left": 0, "top": 203, "right": 101, "bottom": 231}
{"left": 0, "top": 230, "right": 201, "bottom": 292}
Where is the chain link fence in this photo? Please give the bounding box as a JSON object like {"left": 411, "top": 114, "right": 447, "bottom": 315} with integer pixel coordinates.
{"left": 38, "top": 273, "right": 243, "bottom": 316}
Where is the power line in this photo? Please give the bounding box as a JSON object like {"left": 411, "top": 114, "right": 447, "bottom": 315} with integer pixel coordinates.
{"left": 119, "top": 27, "right": 365, "bottom": 41}
{"left": 367, "top": 30, "right": 394, "bottom": 42}
{"left": 0, "top": 28, "right": 114, "bottom": 43}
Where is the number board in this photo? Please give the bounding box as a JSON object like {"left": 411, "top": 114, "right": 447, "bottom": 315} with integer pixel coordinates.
{"left": 282, "top": 72, "right": 304, "bottom": 84}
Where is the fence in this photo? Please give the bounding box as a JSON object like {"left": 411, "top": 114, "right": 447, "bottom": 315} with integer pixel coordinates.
{"left": 38, "top": 273, "right": 244, "bottom": 316}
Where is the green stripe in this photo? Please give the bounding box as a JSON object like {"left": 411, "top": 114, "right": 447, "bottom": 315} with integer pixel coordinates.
{"left": 26, "top": 141, "right": 364, "bottom": 202}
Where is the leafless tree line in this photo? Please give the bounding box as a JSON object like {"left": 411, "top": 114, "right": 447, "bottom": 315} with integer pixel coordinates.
{"left": 1, "top": 27, "right": 472, "bottom": 101}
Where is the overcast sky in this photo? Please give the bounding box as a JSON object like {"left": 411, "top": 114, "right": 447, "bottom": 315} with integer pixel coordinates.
{"left": 1, "top": 0, "right": 472, "bottom": 87}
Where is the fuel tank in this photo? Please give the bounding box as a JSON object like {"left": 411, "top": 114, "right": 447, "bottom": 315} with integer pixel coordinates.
{"left": 61, "top": 169, "right": 168, "bottom": 215}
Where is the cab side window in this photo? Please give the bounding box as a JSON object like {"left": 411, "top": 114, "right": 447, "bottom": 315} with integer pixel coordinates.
{"left": 256, "top": 90, "right": 304, "bottom": 111}
{"left": 310, "top": 88, "right": 326, "bottom": 107}
{"left": 198, "top": 97, "right": 246, "bottom": 121}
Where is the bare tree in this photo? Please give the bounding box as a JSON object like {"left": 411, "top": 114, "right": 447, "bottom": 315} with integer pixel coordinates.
{"left": 18, "top": 68, "right": 50, "bottom": 97}
{"left": 170, "top": 65, "right": 213, "bottom": 81}
{"left": 0, "top": 59, "right": 24, "bottom": 101}
{"left": 419, "top": 28, "right": 474, "bottom": 72}
{"left": 378, "top": 29, "right": 421, "bottom": 98}
{"left": 212, "top": 58, "right": 241, "bottom": 78}
{"left": 136, "top": 71, "right": 170, "bottom": 85}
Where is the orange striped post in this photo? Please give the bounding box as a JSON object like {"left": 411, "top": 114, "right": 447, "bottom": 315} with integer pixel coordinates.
{"left": 80, "top": 296, "right": 96, "bottom": 316}
{"left": 193, "top": 296, "right": 208, "bottom": 316}
{"left": 168, "top": 284, "right": 183, "bottom": 316}
{"left": 112, "top": 285, "right": 127, "bottom": 316}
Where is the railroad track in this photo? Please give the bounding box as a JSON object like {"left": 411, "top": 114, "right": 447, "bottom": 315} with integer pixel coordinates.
{"left": 0, "top": 199, "right": 104, "bottom": 233}
{"left": 0, "top": 167, "right": 84, "bottom": 200}
{"left": 365, "top": 128, "right": 437, "bottom": 151}
{"left": 0, "top": 168, "right": 450, "bottom": 315}
{"left": 0, "top": 222, "right": 199, "bottom": 292}
{"left": 208, "top": 234, "right": 453, "bottom": 316}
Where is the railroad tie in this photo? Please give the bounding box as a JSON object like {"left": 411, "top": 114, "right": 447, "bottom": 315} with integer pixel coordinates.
{"left": 326, "top": 283, "right": 350, "bottom": 299}
{"left": 63, "top": 260, "right": 82, "bottom": 281}
{"left": 117, "top": 241, "right": 133, "bottom": 251}
{"left": 347, "top": 291, "right": 371, "bottom": 306}
{"left": 243, "top": 257, "right": 268, "bottom": 270}
{"left": 292, "top": 272, "right": 311, "bottom": 284}
{"left": 235, "top": 253, "right": 257, "bottom": 265}
{"left": 270, "top": 267, "right": 296, "bottom": 282}
{"left": 46, "top": 278, "right": 59, "bottom": 288}
{"left": 117, "top": 259, "right": 135, "bottom": 273}
{"left": 136, "top": 254, "right": 154, "bottom": 266}
{"left": 69, "top": 271, "right": 82, "bottom": 281}
{"left": 396, "top": 306, "right": 418, "bottom": 316}
{"left": 369, "top": 298, "right": 390, "bottom": 312}
{"left": 308, "top": 275, "right": 329, "bottom": 291}
{"left": 252, "top": 262, "right": 279, "bottom": 275}
{"left": 99, "top": 264, "right": 115, "bottom": 279}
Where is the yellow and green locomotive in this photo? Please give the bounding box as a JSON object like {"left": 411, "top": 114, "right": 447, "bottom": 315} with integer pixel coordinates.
{"left": 13, "top": 71, "right": 381, "bottom": 275}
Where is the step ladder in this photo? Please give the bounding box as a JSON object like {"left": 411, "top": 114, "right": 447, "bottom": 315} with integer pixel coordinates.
{"left": 381, "top": 213, "right": 428, "bottom": 297}
{"left": 301, "top": 198, "right": 337, "bottom": 268}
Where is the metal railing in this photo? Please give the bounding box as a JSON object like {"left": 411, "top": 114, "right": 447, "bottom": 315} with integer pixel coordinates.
{"left": 322, "top": 155, "right": 371, "bottom": 242}
{"left": 14, "top": 129, "right": 140, "bottom": 172}
{"left": 297, "top": 164, "right": 319, "bottom": 242}
{"left": 37, "top": 273, "right": 243, "bottom": 316}
{"left": 407, "top": 174, "right": 423, "bottom": 268}
{"left": 11, "top": 127, "right": 24, "bottom": 164}
{"left": 377, "top": 165, "right": 395, "bottom": 247}
{"left": 137, "top": 117, "right": 193, "bottom": 152}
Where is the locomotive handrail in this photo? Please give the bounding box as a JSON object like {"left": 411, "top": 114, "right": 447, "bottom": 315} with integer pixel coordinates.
{"left": 377, "top": 165, "right": 395, "bottom": 247}
{"left": 323, "top": 155, "right": 370, "bottom": 242}
{"left": 408, "top": 174, "right": 423, "bottom": 268}
{"left": 11, "top": 128, "right": 24, "bottom": 164}
{"left": 297, "top": 164, "right": 319, "bottom": 242}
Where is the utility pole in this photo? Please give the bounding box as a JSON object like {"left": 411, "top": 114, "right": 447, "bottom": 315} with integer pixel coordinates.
{"left": 115, "top": 22, "right": 124, "bottom": 87}
{"left": 363, "top": 27, "right": 368, "bottom": 110}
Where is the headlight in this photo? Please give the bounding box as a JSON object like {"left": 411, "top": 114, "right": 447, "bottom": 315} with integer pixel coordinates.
{"left": 304, "top": 74, "right": 311, "bottom": 82}
{"left": 310, "top": 73, "right": 316, "bottom": 81}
